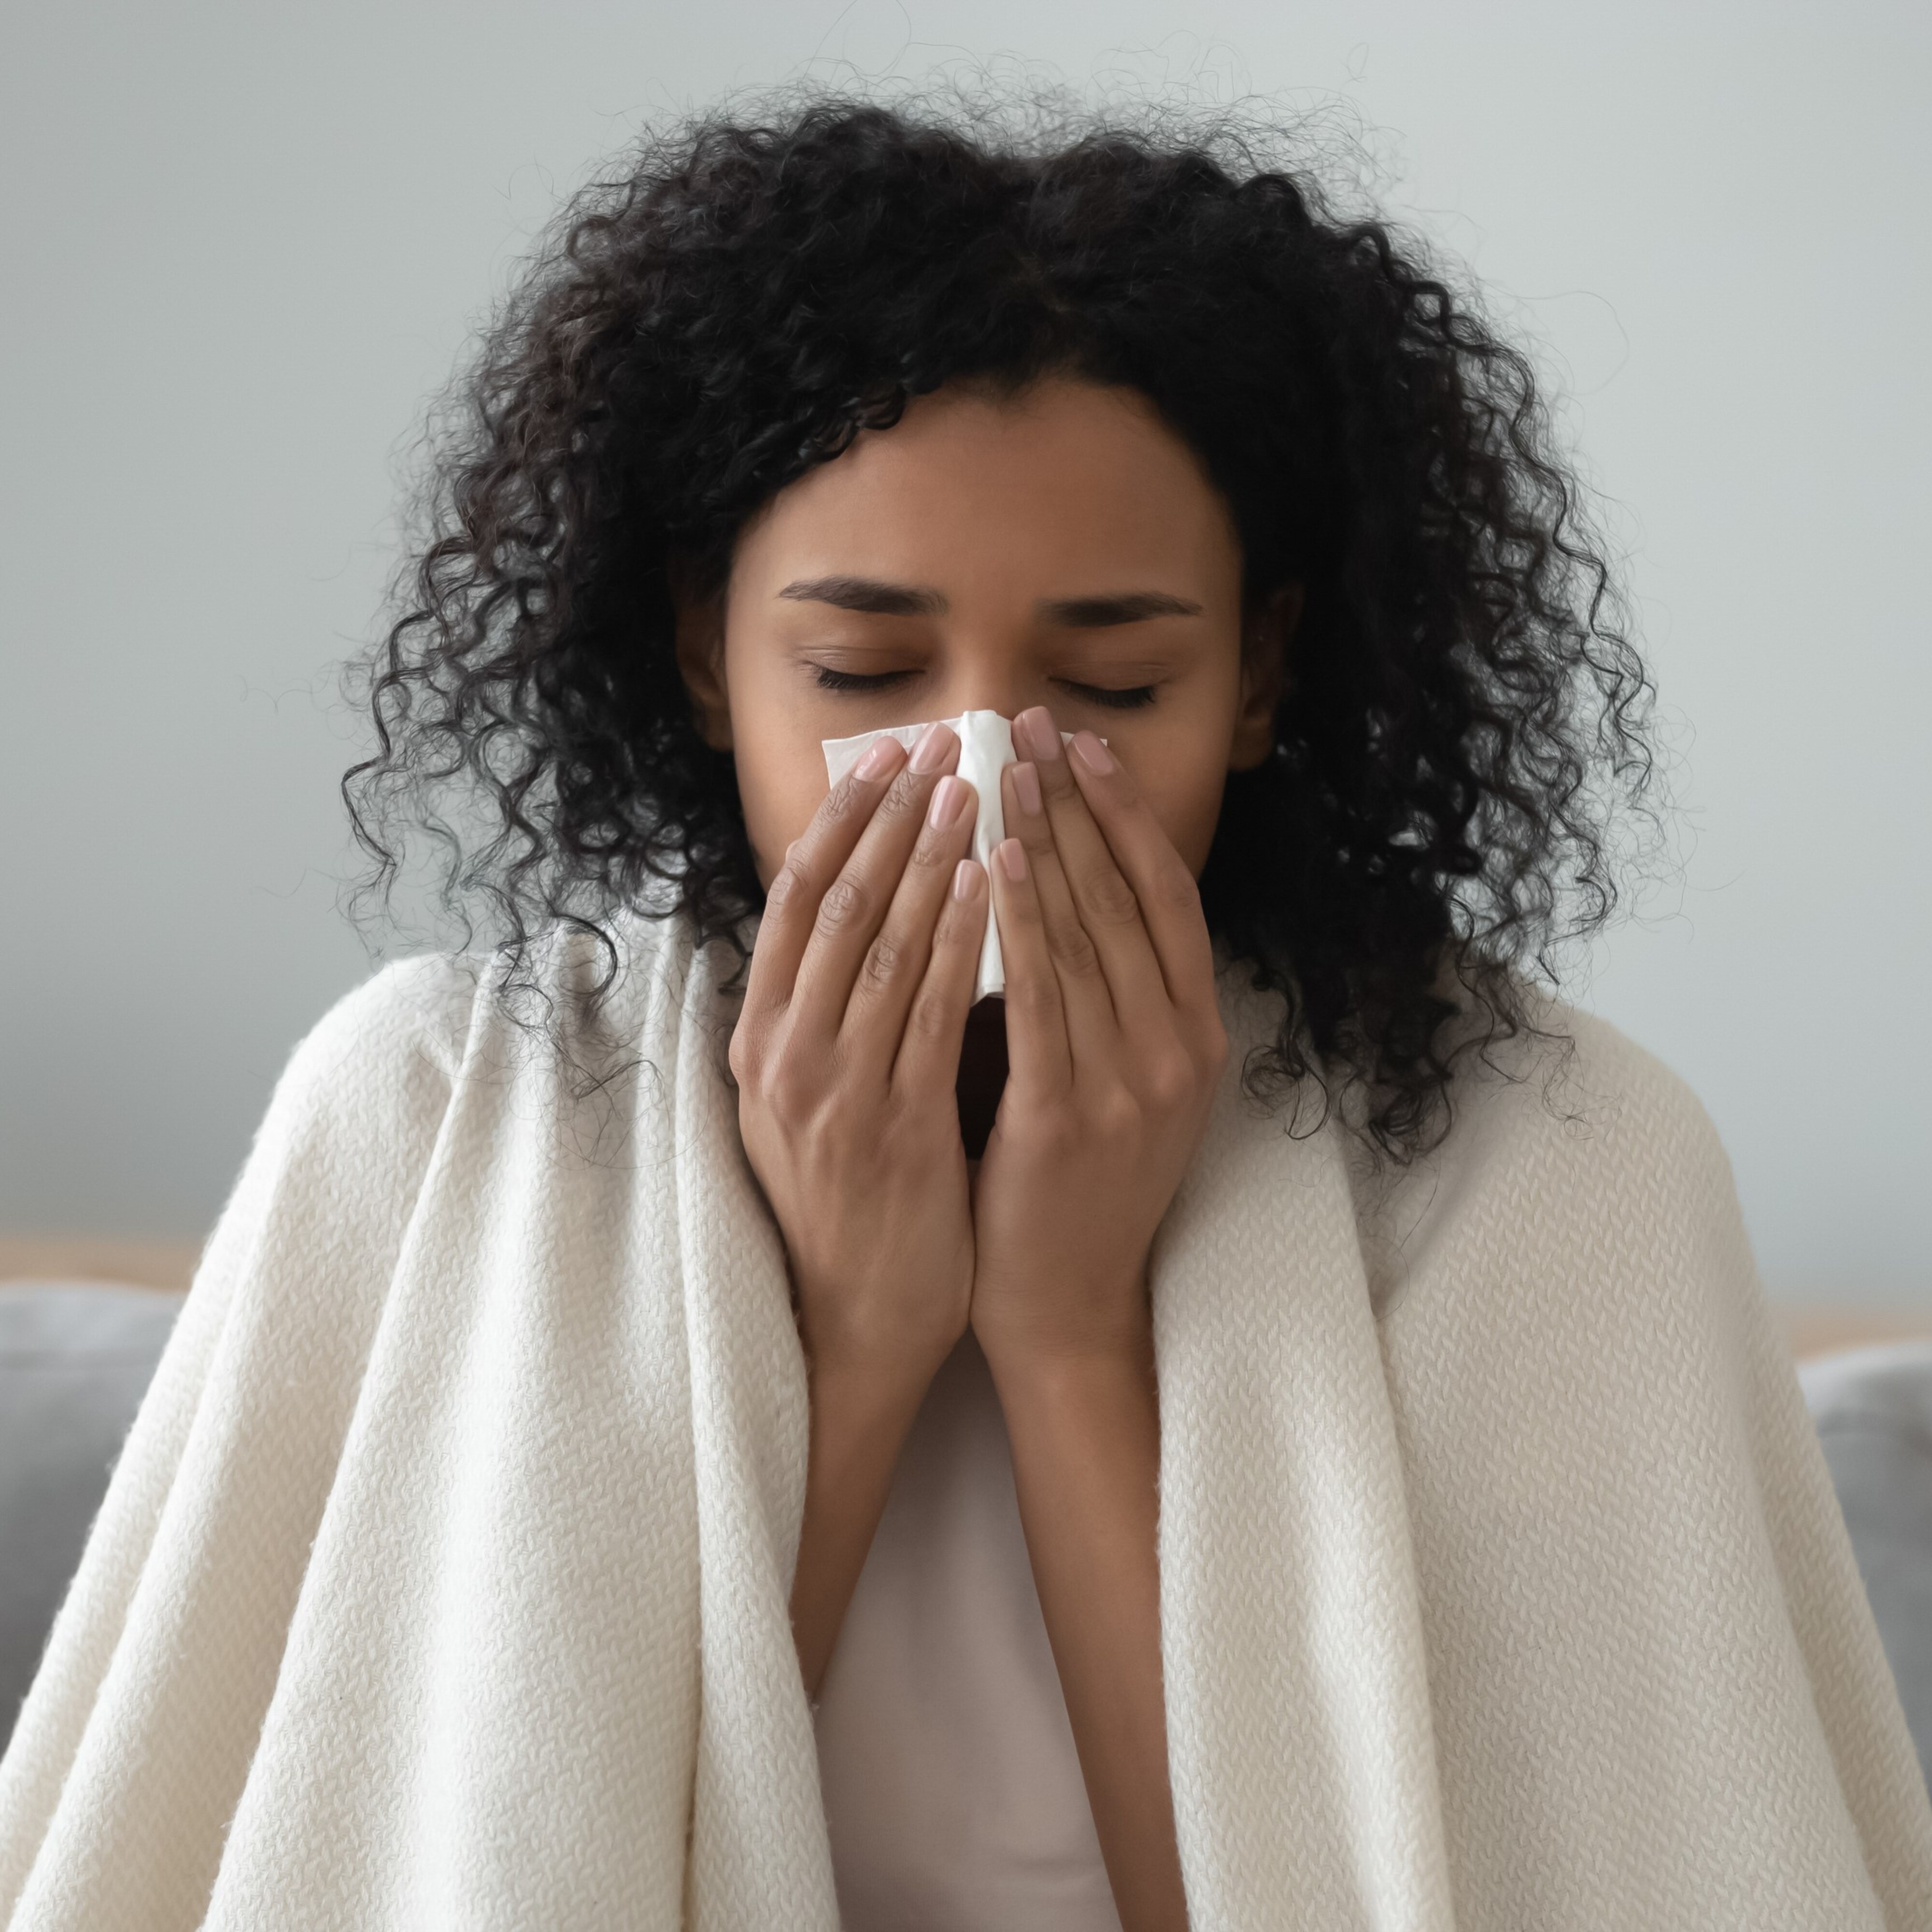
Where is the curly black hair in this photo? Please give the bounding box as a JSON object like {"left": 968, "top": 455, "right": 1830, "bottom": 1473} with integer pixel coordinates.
{"left": 344, "top": 84, "right": 1671, "bottom": 1172}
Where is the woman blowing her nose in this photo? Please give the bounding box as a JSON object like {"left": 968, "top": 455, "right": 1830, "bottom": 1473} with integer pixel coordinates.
{"left": 2, "top": 89, "right": 1927, "bottom": 1932}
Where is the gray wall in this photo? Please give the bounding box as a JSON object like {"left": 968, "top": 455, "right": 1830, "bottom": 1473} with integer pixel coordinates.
{"left": 3, "top": 2, "right": 1927, "bottom": 1304}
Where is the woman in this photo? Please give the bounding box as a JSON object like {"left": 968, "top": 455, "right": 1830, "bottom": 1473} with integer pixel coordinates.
{"left": 2, "top": 90, "right": 1926, "bottom": 1932}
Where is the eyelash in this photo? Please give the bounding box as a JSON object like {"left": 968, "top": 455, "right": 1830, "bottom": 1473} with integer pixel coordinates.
{"left": 809, "top": 666, "right": 1157, "bottom": 710}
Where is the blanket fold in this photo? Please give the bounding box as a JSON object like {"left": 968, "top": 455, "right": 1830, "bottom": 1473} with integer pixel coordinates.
{"left": 1, "top": 907, "right": 1927, "bottom": 1930}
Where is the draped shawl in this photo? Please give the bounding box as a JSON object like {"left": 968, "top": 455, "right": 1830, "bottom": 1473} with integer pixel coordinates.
{"left": 2, "top": 908, "right": 1927, "bottom": 1929}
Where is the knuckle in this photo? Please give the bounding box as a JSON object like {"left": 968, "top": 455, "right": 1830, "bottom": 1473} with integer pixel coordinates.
{"left": 825, "top": 770, "right": 870, "bottom": 820}
{"left": 1082, "top": 866, "right": 1141, "bottom": 927}
{"left": 765, "top": 859, "right": 805, "bottom": 911}
{"left": 1145, "top": 1047, "right": 1198, "bottom": 1109}
{"left": 909, "top": 816, "right": 958, "bottom": 871}
{"left": 905, "top": 987, "right": 952, "bottom": 1044}
{"left": 1052, "top": 922, "right": 1102, "bottom": 980}
{"left": 815, "top": 873, "right": 869, "bottom": 936}
{"left": 1155, "top": 859, "right": 1202, "bottom": 915}
{"left": 857, "top": 929, "right": 904, "bottom": 998}
{"left": 875, "top": 769, "right": 926, "bottom": 824}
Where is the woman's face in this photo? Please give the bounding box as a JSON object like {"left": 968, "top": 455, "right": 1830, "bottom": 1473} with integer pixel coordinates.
{"left": 675, "top": 375, "right": 1293, "bottom": 894}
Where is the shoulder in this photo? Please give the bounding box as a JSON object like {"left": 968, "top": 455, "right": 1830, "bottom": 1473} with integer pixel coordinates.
{"left": 284, "top": 949, "right": 483, "bottom": 1094}
{"left": 268, "top": 908, "right": 722, "bottom": 1139}
{"left": 1353, "top": 981, "right": 1745, "bottom": 1322}
{"left": 1214, "top": 943, "right": 1726, "bottom": 1184}
{"left": 1472, "top": 990, "right": 1735, "bottom": 1203}
{"left": 179, "top": 952, "right": 493, "bottom": 1339}
{"left": 264, "top": 951, "right": 485, "bottom": 1156}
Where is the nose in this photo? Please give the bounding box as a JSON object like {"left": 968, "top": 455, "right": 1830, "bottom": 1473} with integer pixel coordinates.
{"left": 951, "top": 695, "right": 1021, "bottom": 724}
{"left": 950, "top": 694, "right": 1064, "bottom": 737}
{"left": 940, "top": 666, "right": 1042, "bottom": 728}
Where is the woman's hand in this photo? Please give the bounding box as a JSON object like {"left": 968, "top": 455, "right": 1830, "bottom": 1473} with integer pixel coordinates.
{"left": 729, "top": 721, "right": 988, "bottom": 1382}
{"left": 969, "top": 706, "right": 1229, "bottom": 1369}
{"left": 966, "top": 705, "right": 1215, "bottom": 1931}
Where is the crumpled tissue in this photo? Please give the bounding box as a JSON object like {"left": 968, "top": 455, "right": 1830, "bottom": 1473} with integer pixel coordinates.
{"left": 821, "top": 709, "right": 1103, "bottom": 1004}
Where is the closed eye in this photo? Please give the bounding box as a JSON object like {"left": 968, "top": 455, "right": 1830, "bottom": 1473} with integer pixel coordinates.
{"left": 1065, "top": 681, "right": 1157, "bottom": 711}
{"left": 808, "top": 666, "right": 1157, "bottom": 710}
{"left": 808, "top": 667, "right": 913, "bottom": 695}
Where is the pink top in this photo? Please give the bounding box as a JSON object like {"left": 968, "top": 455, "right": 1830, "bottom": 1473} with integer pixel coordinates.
{"left": 812, "top": 1327, "right": 1125, "bottom": 1932}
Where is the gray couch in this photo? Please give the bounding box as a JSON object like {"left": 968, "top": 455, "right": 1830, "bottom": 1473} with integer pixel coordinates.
{"left": 3, "top": 1282, "right": 1930, "bottom": 1799}
{"left": 1, "top": 1285, "right": 186, "bottom": 1756}
{"left": 1796, "top": 1339, "right": 1932, "bottom": 1790}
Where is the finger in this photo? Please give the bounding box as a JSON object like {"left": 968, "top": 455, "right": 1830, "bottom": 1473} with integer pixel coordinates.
{"left": 841, "top": 771, "right": 980, "bottom": 1080}
{"left": 1000, "top": 754, "right": 1118, "bottom": 1075}
{"left": 1060, "top": 726, "right": 1220, "bottom": 1030}
{"left": 986, "top": 832, "right": 1073, "bottom": 1097}
{"left": 791, "top": 722, "right": 962, "bottom": 1043}
{"left": 743, "top": 732, "right": 908, "bottom": 1022}
{"left": 893, "top": 853, "right": 989, "bottom": 1101}
{"left": 1012, "top": 709, "right": 1172, "bottom": 1035}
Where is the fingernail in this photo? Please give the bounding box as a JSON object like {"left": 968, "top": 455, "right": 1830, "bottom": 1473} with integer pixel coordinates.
{"left": 997, "top": 838, "right": 1027, "bottom": 881}
{"left": 927, "top": 773, "right": 969, "bottom": 830}
{"left": 1011, "top": 760, "right": 1042, "bottom": 816}
{"left": 1019, "top": 707, "right": 1062, "bottom": 761}
{"left": 952, "top": 858, "right": 981, "bottom": 900}
{"left": 855, "top": 738, "right": 898, "bottom": 780}
{"left": 1071, "top": 731, "right": 1113, "bottom": 775}
{"left": 909, "top": 721, "right": 954, "bottom": 774}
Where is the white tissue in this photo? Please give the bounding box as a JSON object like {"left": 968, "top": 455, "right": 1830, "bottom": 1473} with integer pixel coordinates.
{"left": 821, "top": 709, "right": 1101, "bottom": 1004}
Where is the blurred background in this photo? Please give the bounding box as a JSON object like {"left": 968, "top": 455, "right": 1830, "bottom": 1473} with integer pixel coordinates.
{"left": 2, "top": 0, "right": 1928, "bottom": 1345}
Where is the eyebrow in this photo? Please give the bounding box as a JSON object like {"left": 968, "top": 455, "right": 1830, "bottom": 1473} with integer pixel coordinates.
{"left": 777, "top": 575, "right": 945, "bottom": 617}
{"left": 1037, "top": 590, "right": 1204, "bottom": 627}
{"left": 776, "top": 577, "right": 1204, "bottom": 627}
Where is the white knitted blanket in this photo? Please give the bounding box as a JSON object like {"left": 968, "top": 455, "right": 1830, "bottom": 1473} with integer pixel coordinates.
{"left": 2, "top": 909, "right": 1927, "bottom": 1931}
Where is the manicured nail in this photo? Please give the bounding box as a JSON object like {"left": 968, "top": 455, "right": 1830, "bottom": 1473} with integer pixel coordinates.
{"left": 952, "top": 857, "right": 981, "bottom": 900}
{"left": 927, "top": 773, "right": 969, "bottom": 830}
{"left": 997, "top": 838, "right": 1027, "bottom": 881}
{"left": 1071, "top": 731, "right": 1113, "bottom": 775}
{"left": 1011, "top": 759, "right": 1042, "bottom": 816}
{"left": 855, "top": 738, "right": 898, "bottom": 780}
{"left": 909, "top": 721, "right": 954, "bottom": 774}
{"left": 1019, "top": 707, "right": 1062, "bottom": 761}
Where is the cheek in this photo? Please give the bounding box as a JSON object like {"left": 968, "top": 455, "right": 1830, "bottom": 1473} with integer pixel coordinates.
{"left": 1133, "top": 762, "right": 1228, "bottom": 879}
{"left": 1112, "top": 668, "right": 1244, "bottom": 880}
{"left": 733, "top": 742, "right": 829, "bottom": 893}
{"left": 721, "top": 636, "right": 842, "bottom": 894}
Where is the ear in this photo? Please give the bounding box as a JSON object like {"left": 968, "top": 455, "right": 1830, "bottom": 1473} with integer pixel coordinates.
{"left": 1228, "top": 581, "right": 1302, "bottom": 773}
{"left": 670, "top": 555, "right": 734, "bottom": 753}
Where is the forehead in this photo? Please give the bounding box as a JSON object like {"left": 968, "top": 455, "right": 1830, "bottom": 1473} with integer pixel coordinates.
{"left": 730, "top": 377, "right": 1243, "bottom": 600}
